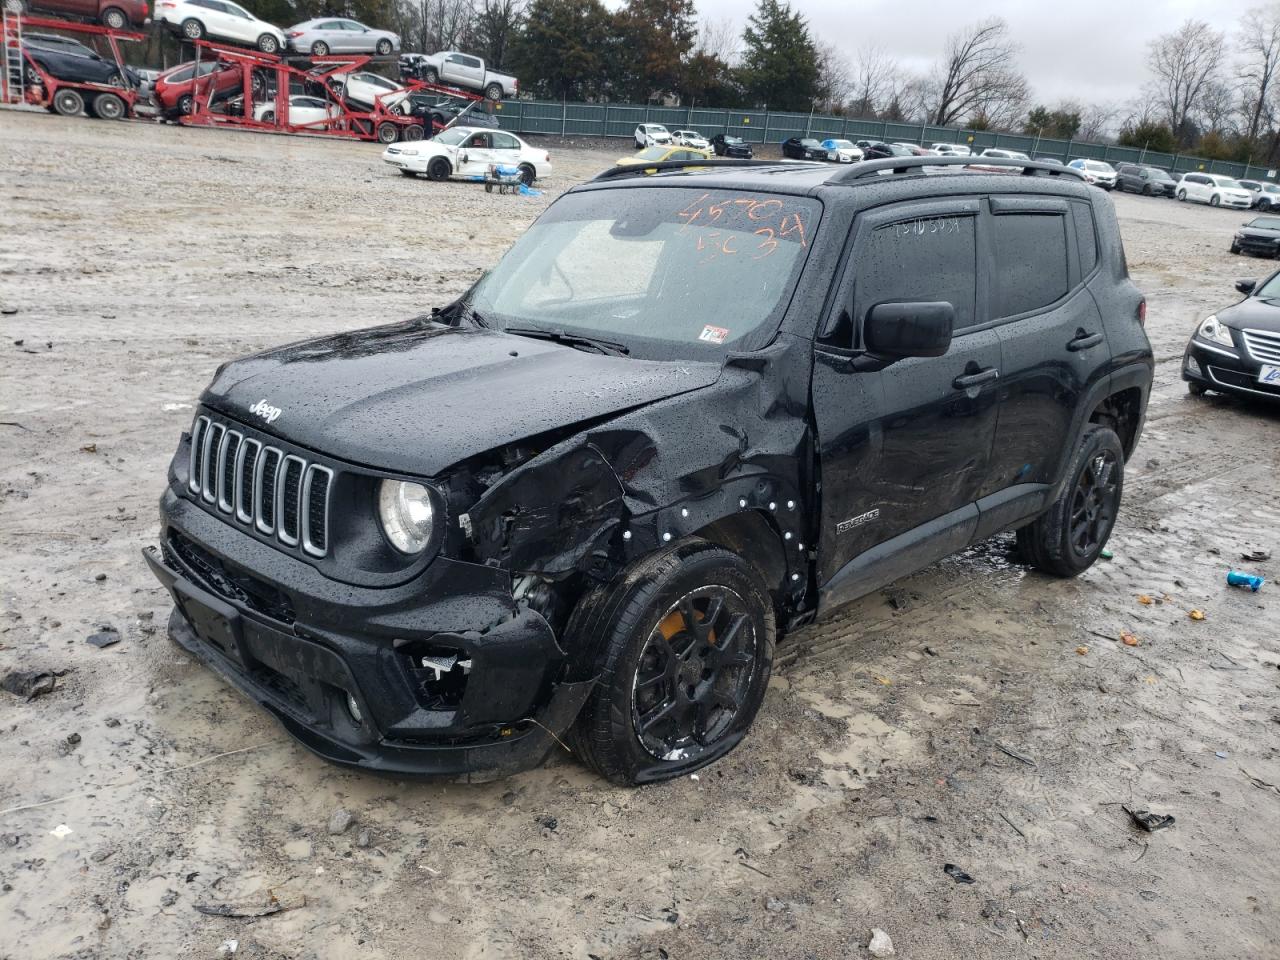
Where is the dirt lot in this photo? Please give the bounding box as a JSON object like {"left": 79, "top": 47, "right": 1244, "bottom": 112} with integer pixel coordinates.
{"left": 1, "top": 109, "right": 1278, "bottom": 960}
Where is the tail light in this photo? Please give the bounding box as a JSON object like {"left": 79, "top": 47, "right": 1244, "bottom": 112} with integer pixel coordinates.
{"left": 1137, "top": 299, "right": 1147, "bottom": 327}
{"left": 286, "top": 30, "right": 302, "bottom": 37}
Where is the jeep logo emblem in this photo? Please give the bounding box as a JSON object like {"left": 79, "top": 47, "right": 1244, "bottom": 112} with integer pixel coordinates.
{"left": 249, "top": 399, "right": 282, "bottom": 424}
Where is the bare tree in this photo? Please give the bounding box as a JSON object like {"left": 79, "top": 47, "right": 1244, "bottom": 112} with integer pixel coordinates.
{"left": 928, "top": 17, "right": 1029, "bottom": 127}
{"left": 814, "top": 40, "right": 851, "bottom": 112}
{"left": 695, "top": 15, "right": 738, "bottom": 65}
{"left": 848, "top": 43, "right": 900, "bottom": 118}
{"left": 1076, "top": 102, "right": 1118, "bottom": 142}
{"left": 469, "top": 0, "right": 523, "bottom": 67}
{"left": 1147, "top": 19, "right": 1225, "bottom": 143}
{"left": 1239, "top": 4, "right": 1280, "bottom": 140}
{"left": 412, "top": 0, "right": 475, "bottom": 54}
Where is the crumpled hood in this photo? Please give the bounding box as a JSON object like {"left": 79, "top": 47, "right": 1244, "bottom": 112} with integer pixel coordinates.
{"left": 202, "top": 321, "right": 722, "bottom": 475}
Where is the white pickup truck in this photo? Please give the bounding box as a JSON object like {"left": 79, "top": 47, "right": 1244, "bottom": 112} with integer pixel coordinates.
{"left": 415, "top": 51, "right": 517, "bottom": 101}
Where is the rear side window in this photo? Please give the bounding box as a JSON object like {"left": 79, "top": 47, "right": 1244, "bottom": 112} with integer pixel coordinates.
{"left": 854, "top": 214, "right": 977, "bottom": 331}
{"left": 992, "top": 213, "right": 1069, "bottom": 317}
{"left": 1071, "top": 202, "right": 1098, "bottom": 274}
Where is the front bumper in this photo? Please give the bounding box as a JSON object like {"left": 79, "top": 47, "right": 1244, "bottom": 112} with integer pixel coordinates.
{"left": 1233, "top": 234, "right": 1280, "bottom": 256}
{"left": 144, "top": 487, "right": 593, "bottom": 779}
{"left": 1183, "top": 338, "right": 1280, "bottom": 403}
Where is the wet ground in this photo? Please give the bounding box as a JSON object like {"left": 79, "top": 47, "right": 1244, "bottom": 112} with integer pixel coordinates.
{"left": 1, "top": 109, "right": 1278, "bottom": 960}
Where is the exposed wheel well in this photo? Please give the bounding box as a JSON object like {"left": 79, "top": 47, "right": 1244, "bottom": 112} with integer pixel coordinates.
{"left": 690, "top": 511, "right": 788, "bottom": 608}
{"left": 1089, "top": 387, "right": 1143, "bottom": 459}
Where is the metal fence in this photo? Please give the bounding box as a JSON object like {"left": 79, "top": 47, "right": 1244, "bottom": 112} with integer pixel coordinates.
{"left": 490, "top": 99, "right": 1280, "bottom": 182}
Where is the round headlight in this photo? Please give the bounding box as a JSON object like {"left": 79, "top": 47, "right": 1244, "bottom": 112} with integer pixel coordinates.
{"left": 1197, "top": 314, "right": 1235, "bottom": 348}
{"left": 378, "top": 479, "right": 435, "bottom": 554}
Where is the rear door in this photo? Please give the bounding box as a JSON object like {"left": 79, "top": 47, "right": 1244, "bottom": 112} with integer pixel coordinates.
{"left": 812, "top": 197, "right": 1001, "bottom": 604}
{"left": 490, "top": 130, "right": 522, "bottom": 167}
{"left": 975, "top": 196, "right": 1109, "bottom": 536}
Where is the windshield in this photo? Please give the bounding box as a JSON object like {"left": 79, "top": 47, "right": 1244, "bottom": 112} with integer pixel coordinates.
{"left": 1216, "top": 177, "right": 1244, "bottom": 189}
{"left": 1256, "top": 272, "right": 1280, "bottom": 297}
{"left": 467, "top": 187, "right": 822, "bottom": 361}
{"left": 831, "top": 140, "right": 854, "bottom": 149}
{"left": 636, "top": 146, "right": 672, "bottom": 160}
{"left": 1250, "top": 216, "right": 1280, "bottom": 230}
{"left": 434, "top": 128, "right": 469, "bottom": 145}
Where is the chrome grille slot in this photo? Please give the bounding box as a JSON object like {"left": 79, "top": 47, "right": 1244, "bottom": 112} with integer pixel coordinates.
{"left": 201, "top": 423, "right": 225, "bottom": 504}
{"left": 277, "top": 455, "right": 305, "bottom": 546}
{"left": 1243, "top": 328, "right": 1280, "bottom": 364}
{"left": 217, "top": 431, "right": 241, "bottom": 513}
{"left": 235, "top": 439, "right": 260, "bottom": 524}
{"left": 186, "top": 415, "right": 335, "bottom": 558}
{"left": 188, "top": 416, "right": 209, "bottom": 494}
{"left": 256, "top": 447, "right": 282, "bottom": 535}
{"left": 302, "top": 465, "right": 333, "bottom": 557}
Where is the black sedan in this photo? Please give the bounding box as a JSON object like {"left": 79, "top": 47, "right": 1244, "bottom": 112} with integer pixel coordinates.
{"left": 22, "top": 39, "right": 138, "bottom": 88}
{"left": 1230, "top": 215, "right": 1280, "bottom": 258}
{"left": 781, "top": 137, "right": 825, "bottom": 160}
{"left": 1183, "top": 275, "right": 1280, "bottom": 402}
{"left": 710, "top": 133, "right": 752, "bottom": 158}
{"left": 860, "top": 141, "right": 914, "bottom": 160}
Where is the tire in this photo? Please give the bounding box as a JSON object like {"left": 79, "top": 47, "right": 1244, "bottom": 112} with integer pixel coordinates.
{"left": 376, "top": 121, "right": 399, "bottom": 144}
{"left": 1017, "top": 425, "right": 1125, "bottom": 578}
{"left": 1210, "top": 193, "right": 1221, "bottom": 206}
{"left": 257, "top": 33, "right": 279, "bottom": 54}
{"left": 401, "top": 123, "right": 424, "bottom": 141}
{"left": 101, "top": 5, "right": 127, "bottom": 29}
{"left": 1230, "top": 244, "right": 1240, "bottom": 254}
{"left": 310, "top": 40, "right": 328, "bottom": 57}
{"left": 52, "top": 88, "right": 84, "bottom": 117}
{"left": 1188, "top": 380, "right": 1207, "bottom": 396}
{"left": 90, "top": 91, "right": 125, "bottom": 120}
{"left": 1177, "top": 189, "right": 1186, "bottom": 201}
{"left": 484, "top": 82, "right": 502, "bottom": 101}
{"left": 423, "top": 67, "right": 438, "bottom": 84}
{"left": 427, "top": 157, "right": 450, "bottom": 181}
{"left": 260, "top": 110, "right": 274, "bottom": 123}
{"left": 564, "top": 540, "right": 775, "bottom": 786}
{"left": 176, "top": 93, "right": 193, "bottom": 115}
{"left": 375, "top": 39, "right": 392, "bottom": 56}
{"left": 518, "top": 162, "right": 535, "bottom": 186}
{"left": 1141, "top": 183, "right": 1152, "bottom": 196}
{"left": 181, "top": 18, "right": 204, "bottom": 40}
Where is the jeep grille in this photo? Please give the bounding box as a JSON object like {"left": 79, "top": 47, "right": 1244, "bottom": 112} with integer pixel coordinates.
{"left": 188, "top": 414, "right": 333, "bottom": 558}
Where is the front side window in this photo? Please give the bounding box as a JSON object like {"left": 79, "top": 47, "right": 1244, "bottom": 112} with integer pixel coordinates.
{"left": 992, "top": 213, "right": 1069, "bottom": 317}
{"left": 852, "top": 213, "right": 977, "bottom": 334}
{"left": 467, "top": 188, "right": 822, "bottom": 360}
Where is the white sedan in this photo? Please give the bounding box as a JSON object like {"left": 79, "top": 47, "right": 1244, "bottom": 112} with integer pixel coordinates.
{"left": 253, "top": 95, "right": 340, "bottom": 129}
{"left": 156, "top": 0, "right": 287, "bottom": 54}
{"left": 821, "top": 138, "right": 863, "bottom": 162}
{"left": 328, "top": 71, "right": 408, "bottom": 111}
{"left": 382, "top": 127, "right": 551, "bottom": 184}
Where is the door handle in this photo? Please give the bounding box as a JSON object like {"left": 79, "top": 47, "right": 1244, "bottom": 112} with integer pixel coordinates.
{"left": 952, "top": 367, "right": 999, "bottom": 390}
{"left": 1067, "top": 331, "right": 1103, "bottom": 351}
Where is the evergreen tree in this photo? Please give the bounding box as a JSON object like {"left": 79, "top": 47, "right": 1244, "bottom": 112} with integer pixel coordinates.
{"left": 511, "top": 0, "right": 612, "bottom": 100}
{"left": 613, "top": 0, "right": 697, "bottom": 101}
{"left": 737, "top": 0, "right": 819, "bottom": 112}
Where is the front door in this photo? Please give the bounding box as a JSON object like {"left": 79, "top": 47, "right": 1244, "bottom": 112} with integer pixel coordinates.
{"left": 457, "top": 131, "right": 493, "bottom": 176}
{"left": 812, "top": 197, "right": 1001, "bottom": 606}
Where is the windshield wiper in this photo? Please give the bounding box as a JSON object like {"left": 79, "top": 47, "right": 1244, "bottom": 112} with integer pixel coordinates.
{"left": 504, "top": 326, "right": 630, "bottom": 356}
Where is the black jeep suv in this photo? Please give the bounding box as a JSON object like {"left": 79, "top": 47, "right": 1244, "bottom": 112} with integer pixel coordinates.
{"left": 145, "top": 156, "right": 1152, "bottom": 785}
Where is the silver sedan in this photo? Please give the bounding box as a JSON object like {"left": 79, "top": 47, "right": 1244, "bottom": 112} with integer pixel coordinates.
{"left": 285, "top": 18, "right": 400, "bottom": 57}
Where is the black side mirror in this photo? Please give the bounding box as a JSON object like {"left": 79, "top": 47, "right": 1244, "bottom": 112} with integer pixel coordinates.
{"left": 864, "top": 301, "right": 954, "bottom": 358}
{"left": 1236, "top": 279, "right": 1258, "bottom": 295}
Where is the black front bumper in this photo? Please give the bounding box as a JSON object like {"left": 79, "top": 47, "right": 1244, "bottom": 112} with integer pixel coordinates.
{"left": 1182, "top": 339, "right": 1280, "bottom": 403}
{"left": 144, "top": 489, "right": 594, "bottom": 780}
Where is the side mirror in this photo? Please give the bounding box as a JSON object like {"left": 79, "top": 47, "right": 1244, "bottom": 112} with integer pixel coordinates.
{"left": 1236, "top": 279, "right": 1258, "bottom": 295}
{"left": 864, "top": 301, "right": 954, "bottom": 358}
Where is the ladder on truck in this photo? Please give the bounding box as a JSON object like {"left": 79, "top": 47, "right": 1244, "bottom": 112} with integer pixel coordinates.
{"left": 1, "top": 2, "right": 23, "bottom": 105}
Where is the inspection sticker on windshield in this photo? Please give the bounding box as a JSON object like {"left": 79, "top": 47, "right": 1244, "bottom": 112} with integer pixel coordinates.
{"left": 699, "top": 324, "right": 730, "bottom": 345}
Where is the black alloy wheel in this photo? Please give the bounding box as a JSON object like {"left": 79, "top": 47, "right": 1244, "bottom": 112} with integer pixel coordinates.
{"left": 1068, "top": 449, "right": 1120, "bottom": 560}
{"left": 632, "top": 586, "right": 757, "bottom": 762}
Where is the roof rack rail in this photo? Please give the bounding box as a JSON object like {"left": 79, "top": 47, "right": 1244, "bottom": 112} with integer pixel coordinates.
{"left": 591, "top": 157, "right": 819, "bottom": 181}
{"left": 829, "top": 154, "right": 1084, "bottom": 183}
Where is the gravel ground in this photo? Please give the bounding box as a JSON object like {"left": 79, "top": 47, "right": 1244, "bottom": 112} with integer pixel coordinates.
{"left": 1, "top": 109, "right": 1278, "bottom": 960}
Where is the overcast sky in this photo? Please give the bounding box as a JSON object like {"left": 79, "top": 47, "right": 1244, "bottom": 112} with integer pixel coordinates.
{"left": 694, "top": 0, "right": 1257, "bottom": 108}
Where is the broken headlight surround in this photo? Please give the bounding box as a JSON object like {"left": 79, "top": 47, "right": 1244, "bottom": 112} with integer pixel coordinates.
{"left": 1196, "top": 314, "right": 1236, "bottom": 350}
{"left": 378, "top": 479, "right": 437, "bottom": 554}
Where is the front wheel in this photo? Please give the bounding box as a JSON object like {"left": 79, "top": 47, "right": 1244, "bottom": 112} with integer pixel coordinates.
{"left": 423, "top": 67, "right": 438, "bottom": 84}
{"left": 257, "top": 33, "right": 279, "bottom": 54}
{"left": 426, "top": 157, "right": 450, "bottom": 181}
{"left": 375, "top": 38, "right": 392, "bottom": 56}
{"left": 1017, "top": 425, "right": 1125, "bottom": 577}
{"left": 565, "top": 541, "right": 775, "bottom": 786}
{"left": 1188, "top": 380, "right": 1207, "bottom": 396}
{"left": 1177, "top": 188, "right": 1186, "bottom": 201}
{"left": 1210, "top": 193, "right": 1221, "bottom": 206}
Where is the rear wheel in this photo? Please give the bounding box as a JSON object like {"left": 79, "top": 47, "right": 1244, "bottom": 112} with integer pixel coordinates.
{"left": 375, "top": 38, "right": 392, "bottom": 56}
{"left": 401, "top": 123, "right": 424, "bottom": 141}
{"left": 176, "top": 93, "right": 194, "bottom": 115}
{"left": 484, "top": 82, "right": 502, "bottom": 101}
{"left": 427, "top": 157, "right": 450, "bottom": 181}
{"left": 101, "top": 6, "right": 127, "bottom": 28}
{"left": 90, "top": 91, "right": 126, "bottom": 120}
{"left": 518, "top": 162, "right": 535, "bottom": 186}
{"left": 565, "top": 541, "right": 775, "bottom": 786}
{"left": 310, "top": 40, "right": 329, "bottom": 56}
{"left": 376, "top": 121, "right": 399, "bottom": 144}
{"left": 1017, "top": 425, "right": 1125, "bottom": 577}
{"left": 181, "top": 18, "right": 204, "bottom": 40}
{"left": 256, "top": 33, "right": 279, "bottom": 54}
{"left": 52, "top": 88, "right": 84, "bottom": 117}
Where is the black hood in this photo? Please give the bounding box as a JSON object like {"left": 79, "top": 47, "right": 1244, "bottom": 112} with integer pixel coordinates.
{"left": 1240, "top": 225, "right": 1280, "bottom": 238}
{"left": 202, "top": 322, "right": 722, "bottom": 476}
{"left": 1220, "top": 296, "right": 1280, "bottom": 334}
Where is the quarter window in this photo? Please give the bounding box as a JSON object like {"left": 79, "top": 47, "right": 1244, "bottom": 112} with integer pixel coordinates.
{"left": 992, "top": 213, "right": 1070, "bottom": 317}
{"left": 853, "top": 214, "right": 977, "bottom": 334}
{"left": 1071, "top": 202, "right": 1098, "bottom": 274}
